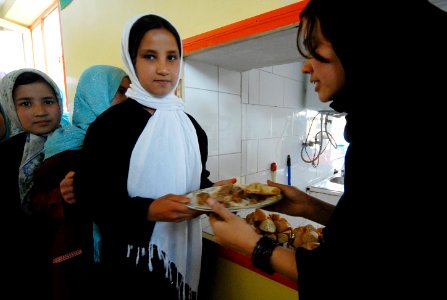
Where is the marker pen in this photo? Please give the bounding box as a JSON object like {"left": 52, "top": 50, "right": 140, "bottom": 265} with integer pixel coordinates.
{"left": 287, "top": 155, "right": 291, "bottom": 185}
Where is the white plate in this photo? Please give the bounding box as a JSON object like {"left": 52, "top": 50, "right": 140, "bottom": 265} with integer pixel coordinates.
{"left": 185, "top": 185, "right": 282, "bottom": 212}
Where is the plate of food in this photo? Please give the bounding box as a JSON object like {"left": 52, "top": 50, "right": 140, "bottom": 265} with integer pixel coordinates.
{"left": 185, "top": 182, "right": 282, "bottom": 212}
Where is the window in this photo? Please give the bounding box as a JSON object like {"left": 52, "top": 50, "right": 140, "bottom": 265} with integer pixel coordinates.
{"left": 0, "top": 30, "right": 26, "bottom": 72}
{"left": 30, "top": 4, "right": 67, "bottom": 111}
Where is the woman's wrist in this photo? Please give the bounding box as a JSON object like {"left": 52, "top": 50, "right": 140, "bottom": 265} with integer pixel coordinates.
{"left": 246, "top": 235, "right": 261, "bottom": 257}
{"left": 303, "top": 193, "right": 334, "bottom": 225}
{"left": 251, "top": 236, "right": 280, "bottom": 274}
{"left": 302, "top": 192, "right": 314, "bottom": 219}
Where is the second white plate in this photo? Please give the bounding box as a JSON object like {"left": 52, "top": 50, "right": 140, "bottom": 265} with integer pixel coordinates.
{"left": 185, "top": 186, "right": 282, "bottom": 212}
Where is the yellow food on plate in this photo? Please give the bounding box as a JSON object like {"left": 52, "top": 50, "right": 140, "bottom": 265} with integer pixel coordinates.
{"left": 209, "top": 182, "right": 281, "bottom": 208}
{"left": 187, "top": 182, "right": 282, "bottom": 211}
{"left": 244, "top": 182, "right": 281, "bottom": 196}
{"left": 196, "top": 192, "right": 210, "bottom": 205}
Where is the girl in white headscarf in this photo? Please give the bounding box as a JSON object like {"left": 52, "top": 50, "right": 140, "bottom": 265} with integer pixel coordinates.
{"left": 76, "top": 14, "right": 233, "bottom": 300}
{"left": 0, "top": 68, "right": 63, "bottom": 298}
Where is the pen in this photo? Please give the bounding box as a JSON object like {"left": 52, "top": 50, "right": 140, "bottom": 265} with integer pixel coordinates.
{"left": 287, "top": 155, "right": 291, "bottom": 185}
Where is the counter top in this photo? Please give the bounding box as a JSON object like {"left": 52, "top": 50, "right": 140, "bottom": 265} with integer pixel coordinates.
{"left": 306, "top": 174, "right": 344, "bottom": 196}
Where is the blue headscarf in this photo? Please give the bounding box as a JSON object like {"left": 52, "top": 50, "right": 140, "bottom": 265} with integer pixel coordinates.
{"left": 44, "top": 65, "right": 127, "bottom": 263}
{"left": 44, "top": 65, "right": 128, "bottom": 159}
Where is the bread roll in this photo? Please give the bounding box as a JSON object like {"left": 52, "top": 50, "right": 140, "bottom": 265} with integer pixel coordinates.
{"left": 277, "top": 232, "right": 290, "bottom": 244}
{"left": 259, "top": 218, "right": 276, "bottom": 233}
{"left": 274, "top": 218, "right": 291, "bottom": 233}
{"left": 253, "top": 208, "right": 267, "bottom": 222}
{"left": 301, "top": 230, "right": 319, "bottom": 243}
{"left": 301, "top": 242, "right": 320, "bottom": 250}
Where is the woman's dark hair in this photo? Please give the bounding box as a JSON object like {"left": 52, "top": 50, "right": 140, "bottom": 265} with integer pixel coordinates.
{"left": 128, "top": 15, "right": 181, "bottom": 66}
{"left": 12, "top": 72, "right": 56, "bottom": 96}
{"left": 296, "top": 0, "right": 333, "bottom": 63}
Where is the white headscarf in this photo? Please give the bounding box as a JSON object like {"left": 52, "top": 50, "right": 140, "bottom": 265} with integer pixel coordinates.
{"left": 0, "top": 68, "right": 63, "bottom": 214}
{"left": 122, "top": 14, "right": 202, "bottom": 299}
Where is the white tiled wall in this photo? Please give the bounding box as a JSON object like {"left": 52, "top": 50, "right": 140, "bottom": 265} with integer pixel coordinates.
{"left": 184, "top": 60, "right": 347, "bottom": 190}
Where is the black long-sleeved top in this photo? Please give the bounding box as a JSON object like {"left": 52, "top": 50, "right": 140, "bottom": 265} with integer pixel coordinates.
{"left": 0, "top": 132, "right": 51, "bottom": 298}
{"left": 76, "top": 98, "right": 213, "bottom": 266}
{"left": 294, "top": 1, "right": 447, "bottom": 299}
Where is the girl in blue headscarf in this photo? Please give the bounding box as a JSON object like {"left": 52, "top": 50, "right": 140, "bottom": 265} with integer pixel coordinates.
{"left": 31, "top": 64, "right": 130, "bottom": 300}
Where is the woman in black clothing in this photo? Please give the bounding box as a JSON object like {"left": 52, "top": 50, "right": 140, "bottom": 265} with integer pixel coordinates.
{"left": 207, "top": 0, "right": 447, "bottom": 299}
{"left": 76, "top": 14, "right": 233, "bottom": 299}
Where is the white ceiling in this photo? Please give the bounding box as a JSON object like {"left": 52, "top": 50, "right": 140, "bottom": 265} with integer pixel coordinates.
{"left": 0, "top": 0, "right": 55, "bottom": 28}
{"left": 185, "top": 26, "right": 304, "bottom": 72}
{"left": 1, "top": 0, "right": 445, "bottom": 71}
{"left": 186, "top": 0, "right": 447, "bottom": 72}
{"left": 1, "top": 0, "right": 446, "bottom": 28}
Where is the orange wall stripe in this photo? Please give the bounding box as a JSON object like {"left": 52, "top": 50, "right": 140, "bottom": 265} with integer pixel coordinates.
{"left": 183, "top": 0, "right": 309, "bottom": 55}
{"left": 218, "top": 245, "right": 298, "bottom": 290}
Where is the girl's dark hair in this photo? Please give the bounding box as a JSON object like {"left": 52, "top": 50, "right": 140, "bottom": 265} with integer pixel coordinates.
{"left": 13, "top": 72, "right": 56, "bottom": 96}
{"left": 128, "top": 15, "right": 181, "bottom": 66}
{"left": 296, "top": 0, "right": 331, "bottom": 63}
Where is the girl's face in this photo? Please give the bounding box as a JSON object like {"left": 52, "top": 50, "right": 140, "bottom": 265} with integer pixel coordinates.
{"left": 135, "top": 28, "right": 180, "bottom": 97}
{"left": 301, "top": 20, "right": 345, "bottom": 102}
{"left": 13, "top": 82, "right": 61, "bottom": 135}
{"left": 111, "top": 76, "right": 131, "bottom": 106}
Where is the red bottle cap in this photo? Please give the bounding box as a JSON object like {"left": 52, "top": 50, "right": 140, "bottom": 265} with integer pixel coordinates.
{"left": 270, "top": 162, "right": 277, "bottom": 171}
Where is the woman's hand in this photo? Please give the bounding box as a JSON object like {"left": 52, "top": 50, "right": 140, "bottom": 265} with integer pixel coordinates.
{"left": 207, "top": 198, "right": 260, "bottom": 256}
{"left": 267, "top": 180, "right": 335, "bottom": 225}
{"left": 60, "top": 171, "right": 76, "bottom": 204}
{"left": 148, "top": 194, "right": 203, "bottom": 222}
{"left": 207, "top": 197, "right": 299, "bottom": 280}
{"left": 265, "top": 180, "right": 311, "bottom": 216}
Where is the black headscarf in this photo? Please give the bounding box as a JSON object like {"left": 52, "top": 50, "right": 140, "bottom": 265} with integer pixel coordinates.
{"left": 300, "top": 0, "right": 446, "bottom": 112}
{"left": 299, "top": 0, "right": 447, "bottom": 144}
{"left": 294, "top": 2, "right": 447, "bottom": 299}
